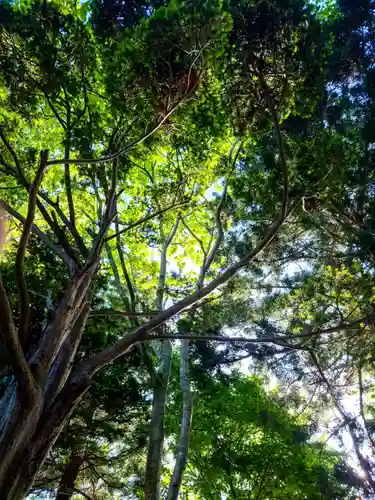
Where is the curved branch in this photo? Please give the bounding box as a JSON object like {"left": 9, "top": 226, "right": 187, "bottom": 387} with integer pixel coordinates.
{"left": 1, "top": 201, "right": 74, "bottom": 268}
{"left": 16, "top": 150, "right": 48, "bottom": 342}
{"left": 106, "top": 202, "right": 186, "bottom": 242}
{"left": 0, "top": 279, "right": 36, "bottom": 397}
{"left": 46, "top": 98, "right": 184, "bottom": 167}
{"left": 200, "top": 140, "right": 244, "bottom": 286}
{"left": 0, "top": 126, "right": 25, "bottom": 181}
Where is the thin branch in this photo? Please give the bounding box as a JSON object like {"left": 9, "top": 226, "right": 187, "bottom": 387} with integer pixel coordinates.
{"left": 106, "top": 202, "right": 186, "bottom": 242}
{"left": 147, "top": 327, "right": 344, "bottom": 344}
{"left": 64, "top": 125, "right": 76, "bottom": 226}
{"left": 0, "top": 126, "right": 25, "bottom": 181}
{"left": 36, "top": 199, "right": 78, "bottom": 263}
{"left": 258, "top": 73, "right": 288, "bottom": 219}
{"left": 74, "top": 489, "right": 93, "bottom": 500}
{"left": 115, "top": 216, "right": 136, "bottom": 310}
{"left": 89, "top": 309, "right": 158, "bottom": 318}
{"left": 1, "top": 201, "right": 74, "bottom": 268}
{"left": 16, "top": 150, "right": 48, "bottom": 342}
{"left": 358, "top": 363, "right": 375, "bottom": 452}
{"left": 38, "top": 191, "right": 88, "bottom": 256}
{"left": 46, "top": 98, "right": 185, "bottom": 167}
{"left": 0, "top": 279, "right": 36, "bottom": 397}
{"left": 199, "top": 140, "right": 243, "bottom": 287}
{"left": 181, "top": 218, "right": 207, "bottom": 257}
{"left": 156, "top": 217, "right": 180, "bottom": 310}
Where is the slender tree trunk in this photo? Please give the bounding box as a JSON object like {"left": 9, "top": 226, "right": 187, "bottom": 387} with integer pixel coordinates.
{"left": 145, "top": 340, "right": 172, "bottom": 500}
{"left": 56, "top": 454, "right": 84, "bottom": 500}
{"left": 145, "top": 219, "right": 179, "bottom": 500}
{"left": 167, "top": 339, "right": 193, "bottom": 500}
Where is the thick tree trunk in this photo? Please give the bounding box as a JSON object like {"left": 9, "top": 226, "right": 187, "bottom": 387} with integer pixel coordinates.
{"left": 144, "top": 340, "right": 172, "bottom": 500}
{"left": 0, "top": 370, "right": 91, "bottom": 499}
{"left": 166, "top": 340, "right": 193, "bottom": 500}
{"left": 56, "top": 454, "right": 84, "bottom": 500}
{"left": 0, "top": 383, "right": 43, "bottom": 498}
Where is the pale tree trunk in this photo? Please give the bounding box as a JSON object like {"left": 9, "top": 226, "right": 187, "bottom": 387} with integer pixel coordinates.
{"left": 145, "top": 218, "right": 179, "bottom": 500}
{"left": 145, "top": 340, "right": 172, "bottom": 500}
{"left": 166, "top": 339, "right": 193, "bottom": 500}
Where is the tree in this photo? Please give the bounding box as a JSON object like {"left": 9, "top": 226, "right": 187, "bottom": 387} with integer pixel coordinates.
{"left": 167, "top": 373, "right": 359, "bottom": 499}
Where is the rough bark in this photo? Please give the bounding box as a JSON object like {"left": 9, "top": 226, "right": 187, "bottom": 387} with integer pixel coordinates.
{"left": 0, "top": 370, "right": 91, "bottom": 499}
{"left": 56, "top": 454, "right": 84, "bottom": 500}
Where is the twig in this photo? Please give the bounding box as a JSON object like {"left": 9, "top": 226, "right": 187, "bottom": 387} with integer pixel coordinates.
{"left": 106, "top": 201, "right": 187, "bottom": 242}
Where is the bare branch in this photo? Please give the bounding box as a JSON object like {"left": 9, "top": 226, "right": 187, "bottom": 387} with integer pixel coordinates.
{"left": 1, "top": 201, "right": 74, "bottom": 269}
{"left": 156, "top": 217, "right": 180, "bottom": 310}
{"left": 16, "top": 150, "right": 48, "bottom": 342}
{"left": 64, "top": 136, "right": 76, "bottom": 227}
{"left": 115, "top": 217, "right": 136, "bottom": 310}
{"left": 46, "top": 98, "right": 185, "bottom": 167}
{"left": 197, "top": 141, "right": 244, "bottom": 287}
{"left": 38, "top": 191, "right": 88, "bottom": 257}
{"left": 36, "top": 199, "right": 78, "bottom": 264}
{"left": 181, "top": 218, "right": 207, "bottom": 257}
{"left": 89, "top": 309, "right": 158, "bottom": 318}
{"left": 0, "top": 126, "right": 25, "bottom": 181}
{"left": 106, "top": 202, "right": 186, "bottom": 242}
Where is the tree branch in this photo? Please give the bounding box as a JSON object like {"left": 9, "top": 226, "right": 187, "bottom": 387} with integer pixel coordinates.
{"left": 106, "top": 202, "right": 186, "bottom": 242}
{"left": 115, "top": 216, "right": 136, "bottom": 310}
{"left": 46, "top": 98, "right": 185, "bottom": 167}
{"left": 74, "top": 488, "right": 93, "bottom": 500}
{"left": 16, "top": 150, "right": 48, "bottom": 342}
{"left": 1, "top": 201, "right": 74, "bottom": 269}
{"left": 38, "top": 191, "right": 88, "bottom": 257}
{"left": 89, "top": 309, "right": 158, "bottom": 318}
{"left": 0, "top": 126, "right": 24, "bottom": 181}
{"left": 181, "top": 218, "right": 207, "bottom": 257}
{"left": 64, "top": 123, "right": 76, "bottom": 227}
{"left": 36, "top": 199, "right": 78, "bottom": 264}
{"left": 358, "top": 363, "right": 375, "bottom": 452}
{"left": 156, "top": 217, "right": 180, "bottom": 310}
{"left": 0, "top": 279, "right": 36, "bottom": 397}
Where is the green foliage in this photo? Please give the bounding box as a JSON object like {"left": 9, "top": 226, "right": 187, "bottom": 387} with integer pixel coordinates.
{"left": 168, "top": 374, "right": 352, "bottom": 499}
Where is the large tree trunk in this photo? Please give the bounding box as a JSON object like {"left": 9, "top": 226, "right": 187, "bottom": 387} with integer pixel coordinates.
{"left": 56, "top": 454, "right": 84, "bottom": 500}
{"left": 0, "top": 369, "right": 91, "bottom": 499}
